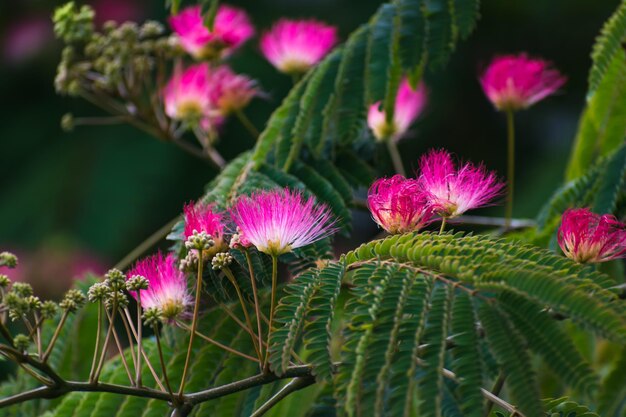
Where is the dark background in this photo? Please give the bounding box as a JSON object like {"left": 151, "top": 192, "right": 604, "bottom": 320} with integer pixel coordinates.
{"left": 0, "top": 0, "right": 616, "bottom": 297}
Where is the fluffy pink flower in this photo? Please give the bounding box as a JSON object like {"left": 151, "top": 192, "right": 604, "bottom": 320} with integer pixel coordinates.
{"left": 368, "top": 80, "right": 427, "bottom": 142}
{"left": 127, "top": 252, "right": 191, "bottom": 320}
{"left": 418, "top": 149, "right": 505, "bottom": 218}
{"left": 163, "top": 63, "right": 216, "bottom": 122}
{"left": 558, "top": 208, "right": 626, "bottom": 264}
{"left": 230, "top": 189, "right": 336, "bottom": 256}
{"left": 208, "top": 66, "right": 259, "bottom": 114}
{"left": 169, "top": 4, "right": 255, "bottom": 59}
{"left": 260, "top": 19, "right": 338, "bottom": 74}
{"left": 183, "top": 202, "right": 227, "bottom": 253}
{"left": 480, "top": 53, "right": 566, "bottom": 111}
{"left": 367, "top": 175, "right": 433, "bottom": 234}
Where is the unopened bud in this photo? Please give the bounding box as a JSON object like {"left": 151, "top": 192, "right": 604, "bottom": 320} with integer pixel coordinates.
{"left": 14, "top": 334, "right": 31, "bottom": 352}
{"left": 61, "top": 113, "right": 75, "bottom": 132}
{"left": 105, "top": 268, "right": 126, "bottom": 290}
{"left": 0, "top": 274, "right": 10, "bottom": 288}
{"left": 41, "top": 301, "right": 59, "bottom": 319}
{"left": 185, "top": 230, "right": 214, "bottom": 251}
{"left": 105, "top": 290, "right": 128, "bottom": 310}
{"left": 60, "top": 289, "right": 86, "bottom": 312}
{"left": 0, "top": 252, "right": 18, "bottom": 268}
{"left": 88, "top": 282, "right": 110, "bottom": 302}
{"left": 11, "top": 283, "right": 33, "bottom": 298}
{"left": 211, "top": 252, "right": 233, "bottom": 270}
{"left": 126, "top": 275, "right": 149, "bottom": 291}
{"left": 143, "top": 307, "right": 162, "bottom": 326}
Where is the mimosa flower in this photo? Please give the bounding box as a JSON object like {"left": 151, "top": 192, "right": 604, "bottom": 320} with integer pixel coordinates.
{"left": 169, "top": 4, "right": 255, "bottom": 59}
{"left": 368, "top": 79, "right": 427, "bottom": 142}
{"left": 418, "top": 149, "right": 504, "bottom": 218}
{"left": 163, "top": 63, "right": 215, "bottom": 122}
{"left": 558, "top": 208, "right": 626, "bottom": 264}
{"left": 367, "top": 175, "right": 433, "bottom": 234}
{"left": 127, "top": 252, "right": 191, "bottom": 321}
{"left": 260, "top": 19, "right": 337, "bottom": 74}
{"left": 480, "top": 53, "right": 566, "bottom": 111}
{"left": 184, "top": 202, "right": 227, "bottom": 255}
{"left": 230, "top": 189, "right": 336, "bottom": 256}
{"left": 208, "top": 66, "right": 260, "bottom": 114}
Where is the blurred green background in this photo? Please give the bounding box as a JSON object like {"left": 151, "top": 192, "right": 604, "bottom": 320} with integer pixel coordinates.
{"left": 0, "top": 0, "right": 617, "bottom": 297}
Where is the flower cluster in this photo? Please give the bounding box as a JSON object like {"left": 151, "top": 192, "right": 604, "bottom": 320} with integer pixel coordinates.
{"left": 367, "top": 150, "right": 504, "bottom": 234}
{"left": 558, "top": 208, "right": 626, "bottom": 264}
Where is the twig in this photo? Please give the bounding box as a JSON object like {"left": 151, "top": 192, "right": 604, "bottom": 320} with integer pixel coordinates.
{"left": 105, "top": 310, "right": 134, "bottom": 385}
{"left": 42, "top": 311, "right": 69, "bottom": 362}
{"left": 249, "top": 376, "right": 316, "bottom": 417}
{"left": 175, "top": 321, "right": 259, "bottom": 363}
{"left": 245, "top": 250, "right": 265, "bottom": 361}
{"left": 484, "top": 373, "right": 506, "bottom": 416}
{"left": 153, "top": 324, "right": 175, "bottom": 401}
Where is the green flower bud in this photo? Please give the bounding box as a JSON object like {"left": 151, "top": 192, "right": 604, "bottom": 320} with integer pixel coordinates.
{"left": 142, "top": 307, "right": 162, "bottom": 326}
{"left": 14, "top": 334, "right": 31, "bottom": 352}
{"left": 105, "top": 268, "right": 126, "bottom": 291}
{"left": 139, "top": 21, "right": 165, "bottom": 39}
{"left": 126, "top": 275, "right": 149, "bottom": 292}
{"left": 0, "top": 274, "right": 10, "bottom": 288}
{"left": 0, "top": 252, "right": 18, "bottom": 268}
{"left": 60, "top": 289, "right": 86, "bottom": 313}
{"left": 87, "top": 282, "right": 110, "bottom": 302}
{"left": 11, "top": 283, "right": 33, "bottom": 298}
{"left": 185, "top": 230, "right": 214, "bottom": 251}
{"left": 61, "top": 113, "right": 75, "bottom": 132}
{"left": 211, "top": 252, "right": 233, "bottom": 270}
{"left": 40, "top": 301, "right": 59, "bottom": 319}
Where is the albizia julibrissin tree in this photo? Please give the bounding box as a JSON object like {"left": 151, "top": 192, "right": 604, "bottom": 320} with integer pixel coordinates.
{"left": 1, "top": 0, "right": 626, "bottom": 416}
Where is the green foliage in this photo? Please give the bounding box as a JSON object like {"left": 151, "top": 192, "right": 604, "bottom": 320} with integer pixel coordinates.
{"left": 589, "top": 0, "right": 626, "bottom": 95}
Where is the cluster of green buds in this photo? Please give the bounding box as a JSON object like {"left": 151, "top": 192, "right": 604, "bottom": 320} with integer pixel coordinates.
{"left": 90, "top": 269, "right": 129, "bottom": 310}
{"left": 126, "top": 275, "right": 149, "bottom": 292}
{"left": 185, "top": 230, "right": 215, "bottom": 251}
{"left": 0, "top": 252, "right": 18, "bottom": 268}
{"left": 4, "top": 282, "right": 70, "bottom": 322}
{"left": 211, "top": 252, "right": 233, "bottom": 270}
{"left": 59, "top": 289, "right": 87, "bottom": 313}
{"left": 54, "top": 1, "right": 182, "bottom": 98}
{"left": 142, "top": 307, "right": 162, "bottom": 327}
{"left": 179, "top": 250, "right": 199, "bottom": 272}
{"left": 13, "top": 334, "right": 31, "bottom": 352}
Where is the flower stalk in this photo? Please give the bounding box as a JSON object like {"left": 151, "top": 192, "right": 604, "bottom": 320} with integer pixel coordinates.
{"left": 505, "top": 109, "right": 515, "bottom": 230}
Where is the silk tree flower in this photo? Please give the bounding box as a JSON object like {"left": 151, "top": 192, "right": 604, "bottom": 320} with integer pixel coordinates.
{"left": 260, "top": 19, "right": 338, "bottom": 74}
{"left": 207, "top": 66, "right": 260, "bottom": 115}
{"left": 127, "top": 252, "right": 192, "bottom": 321}
{"left": 184, "top": 202, "right": 227, "bottom": 255}
{"left": 418, "top": 149, "right": 505, "bottom": 218}
{"left": 230, "top": 189, "right": 336, "bottom": 256}
{"left": 368, "top": 80, "right": 427, "bottom": 142}
{"left": 367, "top": 175, "right": 434, "bottom": 234}
{"left": 163, "top": 62, "right": 216, "bottom": 123}
{"left": 480, "top": 54, "right": 566, "bottom": 111}
{"left": 558, "top": 208, "right": 626, "bottom": 264}
{"left": 169, "top": 4, "right": 254, "bottom": 60}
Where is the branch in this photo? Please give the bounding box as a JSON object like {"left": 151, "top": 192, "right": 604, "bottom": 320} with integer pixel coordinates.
{"left": 249, "top": 376, "right": 316, "bottom": 417}
{"left": 450, "top": 215, "right": 536, "bottom": 230}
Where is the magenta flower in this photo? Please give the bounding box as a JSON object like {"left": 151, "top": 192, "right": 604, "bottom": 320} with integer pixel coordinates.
{"left": 418, "top": 149, "right": 505, "bottom": 218}
{"left": 169, "top": 4, "right": 255, "bottom": 60}
{"left": 558, "top": 208, "right": 626, "bottom": 264}
{"left": 184, "top": 202, "right": 227, "bottom": 253}
{"left": 127, "top": 252, "right": 192, "bottom": 320}
{"left": 480, "top": 53, "right": 566, "bottom": 111}
{"left": 163, "top": 63, "right": 217, "bottom": 123}
{"left": 260, "top": 19, "right": 338, "bottom": 74}
{"left": 368, "top": 79, "right": 427, "bottom": 142}
{"left": 367, "top": 175, "right": 433, "bottom": 234}
{"left": 230, "top": 189, "right": 336, "bottom": 256}
{"left": 207, "top": 66, "right": 260, "bottom": 115}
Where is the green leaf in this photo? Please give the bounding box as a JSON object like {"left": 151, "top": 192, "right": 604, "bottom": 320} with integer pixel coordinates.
{"left": 589, "top": 0, "right": 626, "bottom": 95}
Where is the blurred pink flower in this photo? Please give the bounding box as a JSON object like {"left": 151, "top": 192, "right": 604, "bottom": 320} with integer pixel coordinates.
{"left": 418, "top": 149, "right": 505, "bottom": 218}
{"left": 368, "top": 79, "right": 427, "bottom": 142}
{"left": 480, "top": 53, "right": 566, "bottom": 111}
{"left": 208, "top": 66, "right": 260, "bottom": 114}
{"left": 3, "top": 17, "right": 52, "bottom": 64}
{"left": 230, "top": 189, "right": 336, "bottom": 256}
{"left": 260, "top": 19, "right": 338, "bottom": 74}
{"left": 558, "top": 208, "right": 626, "bottom": 264}
{"left": 169, "top": 4, "right": 255, "bottom": 60}
{"left": 127, "top": 252, "right": 191, "bottom": 320}
{"left": 163, "top": 62, "right": 216, "bottom": 122}
{"left": 92, "top": 0, "right": 145, "bottom": 25}
{"left": 367, "top": 175, "right": 433, "bottom": 234}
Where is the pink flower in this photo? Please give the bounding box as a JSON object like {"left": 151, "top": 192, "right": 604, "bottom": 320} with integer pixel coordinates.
{"left": 558, "top": 208, "right": 626, "bottom": 264}
{"left": 208, "top": 66, "right": 260, "bottom": 114}
{"left": 127, "top": 252, "right": 191, "bottom": 320}
{"left": 418, "top": 149, "right": 505, "bottom": 218}
{"left": 368, "top": 79, "right": 427, "bottom": 142}
{"left": 367, "top": 175, "right": 433, "bottom": 234}
{"left": 163, "top": 63, "right": 216, "bottom": 122}
{"left": 169, "top": 4, "right": 255, "bottom": 59}
{"left": 260, "top": 19, "right": 338, "bottom": 74}
{"left": 183, "top": 202, "right": 227, "bottom": 253}
{"left": 480, "top": 53, "right": 566, "bottom": 111}
{"left": 230, "top": 189, "right": 336, "bottom": 256}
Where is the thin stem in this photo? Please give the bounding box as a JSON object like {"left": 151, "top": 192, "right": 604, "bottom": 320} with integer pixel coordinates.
{"left": 484, "top": 373, "right": 506, "bottom": 417}
{"left": 206, "top": 147, "right": 226, "bottom": 169}
{"left": 0, "top": 322, "right": 13, "bottom": 346}
{"left": 42, "top": 311, "right": 69, "bottom": 362}
{"left": 222, "top": 268, "right": 262, "bottom": 362}
{"left": 175, "top": 321, "right": 259, "bottom": 363}
{"left": 34, "top": 312, "right": 42, "bottom": 359}
{"left": 235, "top": 110, "right": 260, "bottom": 140}
{"left": 88, "top": 302, "right": 103, "bottom": 382}
{"left": 439, "top": 218, "right": 447, "bottom": 235}
{"left": 178, "top": 250, "right": 204, "bottom": 397}
{"left": 136, "top": 293, "right": 143, "bottom": 387}
{"left": 114, "top": 215, "right": 182, "bottom": 271}
{"left": 245, "top": 250, "right": 264, "bottom": 360}
{"left": 106, "top": 309, "right": 134, "bottom": 385}
{"left": 249, "top": 376, "right": 316, "bottom": 417}
{"left": 92, "top": 308, "right": 117, "bottom": 382}
{"left": 385, "top": 138, "right": 406, "bottom": 176}
{"left": 505, "top": 110, "right": 515, "bottom": 230}
{"left": 153, "top": 324, "right": 175, "bottom": 399}
{"left": 264, "top": 255, "right": 279, "bottom": 369}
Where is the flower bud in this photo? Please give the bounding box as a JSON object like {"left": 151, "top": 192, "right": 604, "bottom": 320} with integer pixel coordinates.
{"left": 211, "top": 252, "right": 233, "bottom": 270}
{"left": 14, "top": 334, "right": 31, "bottom": 352}
{"left": 88, "top": 282, "right": 110, "bottom": 302}
{"left": 60, "top": 289, "right": 86, "bottom": 313}
{"left": 61, "top": 113, "right": 75, "bottom": 132}
{"left": 105, "top": 290, "right": 128, "bottom": 310}
{"left": 0, "top": 252, "right": 18, "bottom": 269}
{"left": 185, "top": 230, "right": 214, "bottom": 251}
{"left": 11, "top": 283, "right": 33, "bottom": 298}
{"left": 0, "top": 274, "right": 10, "bottom": 288}
{"left": 142, "top": 307, "right": 162, "bottom": 326}
{"left": 41, "top": 301, "right": 59, "bottom": 319}
{"left": 105, "top": 268, "right": 126, "bottom": 291}
{"left": 126, "top": 275, "right": 149, "bottom": 292}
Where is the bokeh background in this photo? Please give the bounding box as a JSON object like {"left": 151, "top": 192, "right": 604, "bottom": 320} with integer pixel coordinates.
{"left": 0, "top": 0, "right": 617, "bottom": 299}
